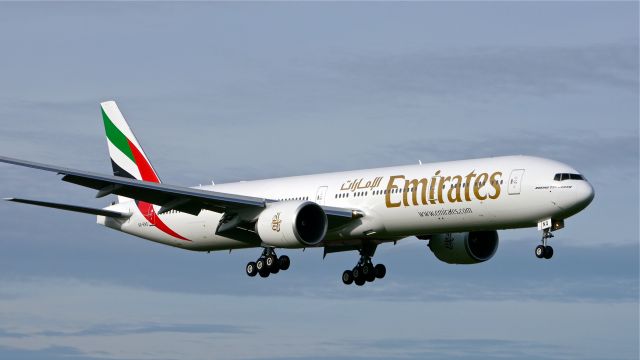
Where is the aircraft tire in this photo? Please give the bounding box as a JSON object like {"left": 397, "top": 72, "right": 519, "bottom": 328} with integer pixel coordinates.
{"left": 246, "top": 262, "right": 258, "bottom": 277}
{"left": 256, "top": 258, "right": 266, "bottom": 271}
{"left": 362, "top": 263, "right": 374, "bottom": 278}
{"left": 543, "top": 246, "right": 554, "bottom": 259}
{"left": 366, "top": 273, "right": 375, "bottom": 282}
{"left": 535, "top": 245, "right": 545, "bottom": 259}
{"left": 270, "top": 264, "right": 280, "bottom": 274}
{"left": 278, "top": 255, "right": 290, "bottom": 271}
{"left": 265, "top": 255, "right": 277, "bottom": 269}
{"left": 342, "top": 270, "right": 354, "bottom": 285}
{"left": 352, "top": 266, "right": 362, "bottom": 280}
{"left": 374, "top": 264, "right": 386, "bottom": 279}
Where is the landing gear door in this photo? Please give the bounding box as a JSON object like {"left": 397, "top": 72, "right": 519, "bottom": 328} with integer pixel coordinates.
{"left": 315, "top": 186, "right": 328, "bottom": 205}
{"left": 508, "top": 169, "right": 525, "bottom": 195}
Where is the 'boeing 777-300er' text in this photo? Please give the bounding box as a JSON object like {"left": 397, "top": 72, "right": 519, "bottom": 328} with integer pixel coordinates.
{"left": 0, "top": 101, "right": 595, "bottom": 286}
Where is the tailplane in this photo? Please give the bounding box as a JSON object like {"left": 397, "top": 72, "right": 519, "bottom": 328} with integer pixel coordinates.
{"left": 101, "top": 101, "right": 161, "bottom": 203}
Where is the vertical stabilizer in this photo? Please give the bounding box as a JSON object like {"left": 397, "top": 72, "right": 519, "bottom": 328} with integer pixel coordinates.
{"left": 101, "top": 101, "right": 161, "bottom": 203}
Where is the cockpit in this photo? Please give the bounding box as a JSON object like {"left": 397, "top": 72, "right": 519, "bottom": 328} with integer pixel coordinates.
{"left": 553, "top": 173, "right": 585, "bottom": 181}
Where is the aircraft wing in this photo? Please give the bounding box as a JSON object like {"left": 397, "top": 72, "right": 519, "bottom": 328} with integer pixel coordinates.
{"left": 5, "top": 197, "right": 131, "bottom": 218}
{"left": 0, "top": 156, "right": 359, "bottom": 226}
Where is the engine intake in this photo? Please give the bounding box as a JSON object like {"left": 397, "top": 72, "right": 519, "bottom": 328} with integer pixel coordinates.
{"left": 428, "top": 230, "right": 499, "bottom": 264}
{"left": 256, "top": 201, "right": 327, "bottom": 248}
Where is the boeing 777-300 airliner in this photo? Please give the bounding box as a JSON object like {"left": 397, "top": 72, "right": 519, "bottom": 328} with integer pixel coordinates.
{"left": 0, "top": 101, "right": 594, "bottom": 286}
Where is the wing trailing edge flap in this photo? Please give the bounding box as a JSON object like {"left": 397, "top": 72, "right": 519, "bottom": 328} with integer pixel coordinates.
{"left": 4, "top": 198, "right": 131, "bottom": 219}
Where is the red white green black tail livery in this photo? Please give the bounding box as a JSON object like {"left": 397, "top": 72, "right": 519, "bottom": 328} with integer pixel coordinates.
{"left": 101, "top": 101, "right": 161, "bottom": 191}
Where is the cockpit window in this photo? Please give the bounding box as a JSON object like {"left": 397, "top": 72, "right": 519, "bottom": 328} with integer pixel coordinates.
{"left": 554, "top": 173, "right": 584, "bottom": 181}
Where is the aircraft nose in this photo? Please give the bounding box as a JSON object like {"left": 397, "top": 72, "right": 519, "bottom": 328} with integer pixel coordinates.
{"left": 577, "top": 181, "right": 595, "bottom": 209}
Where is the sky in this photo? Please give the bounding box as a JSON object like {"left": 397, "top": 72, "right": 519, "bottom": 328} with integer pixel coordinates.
{"left": 0, "top": 2, "right": 638, "bottom": 360}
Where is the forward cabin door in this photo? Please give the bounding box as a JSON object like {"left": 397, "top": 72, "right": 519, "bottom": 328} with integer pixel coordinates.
{"left": 508, "top": 169, "right": 525, "bottom": 195}
{"left": 315, "top": 186, "right": 328, "bottom": 205}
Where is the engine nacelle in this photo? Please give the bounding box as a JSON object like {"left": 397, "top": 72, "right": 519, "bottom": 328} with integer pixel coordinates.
{"left": 256, "top": 201, "right": 327, "bottom": 248}
{"left": 428, "top": 231, "right": 499, "bottom": 264}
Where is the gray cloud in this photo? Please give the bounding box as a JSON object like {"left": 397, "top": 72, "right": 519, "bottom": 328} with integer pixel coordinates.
{"left": 319, "top": 338, "right": 575, "bottom": 360}
{"left": 0, "top": 345, "right": 150, "bottom": 360}
{"left": 338, "top": 43, "right": 638, "bottom": 97}
{"left": 0, "top": 322, "right": 249, "bottom": 339}
{"left": 1, "top": 239, "right": 635, "bottom": 303}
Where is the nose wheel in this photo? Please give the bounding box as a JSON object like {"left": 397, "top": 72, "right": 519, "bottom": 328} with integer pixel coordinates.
{"left": 246, "top": 247, "right": 290, "bottom": 278}
{"left": 535, "top": 229, "right": 554, "bottom": 259}
{"left": 342, "top": 251, "right": 386, "bottom": 286}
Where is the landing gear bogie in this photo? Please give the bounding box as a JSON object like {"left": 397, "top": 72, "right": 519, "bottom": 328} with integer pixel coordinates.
{"left": 246, "top": 247, "right": 290, "bottom": 279}
{"left": 342, "top": 248, "right": 386, "bottom": 286}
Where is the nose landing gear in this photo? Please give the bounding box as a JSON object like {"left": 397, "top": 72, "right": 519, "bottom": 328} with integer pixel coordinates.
{"left": 246, "top": 247, "right": 290, "bottom": 278}
{"left": 535, "top": 229, "right": 554, "bottom": 259}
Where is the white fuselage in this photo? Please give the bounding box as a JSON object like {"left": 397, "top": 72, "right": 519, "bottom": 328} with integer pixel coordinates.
{"left": 98, "top": 155, "right": 594, "bottom": 252}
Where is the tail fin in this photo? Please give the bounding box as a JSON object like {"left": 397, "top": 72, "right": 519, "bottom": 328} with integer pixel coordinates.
{"left": 101, "top": 101, "right": 161, "bottom": 203}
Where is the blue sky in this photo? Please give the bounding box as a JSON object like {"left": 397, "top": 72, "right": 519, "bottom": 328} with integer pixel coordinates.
{"left": 0, "top": 2, "right": 637, "bottom": 360}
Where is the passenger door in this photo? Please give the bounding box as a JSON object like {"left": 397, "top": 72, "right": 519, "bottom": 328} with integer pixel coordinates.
{"left": 508, "top": 169, "right": 525, "bottom": 195}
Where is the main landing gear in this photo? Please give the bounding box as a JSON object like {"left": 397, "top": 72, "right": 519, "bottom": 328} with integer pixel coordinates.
{"left": 341, "top": 251, "right": 386, "bottom": 286}
{"left": 535, "top": 228, "right": 554, "bottom": 260}
{"left": 246, "top": 247, "right": 290, "bottom": 278}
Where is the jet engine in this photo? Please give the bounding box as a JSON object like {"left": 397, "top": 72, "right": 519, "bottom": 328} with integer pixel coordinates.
{"left": 256, "top": 201, "right": 327, "bottom": 248}
{"left": 428, "top": 230, "right": 499, "bottom": 264}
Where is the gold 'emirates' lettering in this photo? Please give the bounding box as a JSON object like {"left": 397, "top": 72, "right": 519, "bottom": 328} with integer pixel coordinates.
{"left": 386, "top": 175, "right": 404, "bottom": 208}
{"left": 403, "top": 178, "right": 427, "bottom": 206}
{"left": 385, "top": 170, "right": 503, "bottom": 208}
{"left": 474, "top": 172, "right": 489, "bottom": 200}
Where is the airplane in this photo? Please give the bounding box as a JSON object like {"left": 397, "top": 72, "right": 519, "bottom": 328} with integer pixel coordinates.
{"left": 0, "top": 101, "right": 595, "bottom": 286}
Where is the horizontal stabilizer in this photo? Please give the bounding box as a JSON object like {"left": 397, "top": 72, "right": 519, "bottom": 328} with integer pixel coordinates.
{"left": 4, "top": 198, "right": 131, "bottom": 219}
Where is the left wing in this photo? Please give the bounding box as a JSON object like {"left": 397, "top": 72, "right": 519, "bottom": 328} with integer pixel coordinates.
{"left": 0, "top": 156, "right": 360, "bottom": 227}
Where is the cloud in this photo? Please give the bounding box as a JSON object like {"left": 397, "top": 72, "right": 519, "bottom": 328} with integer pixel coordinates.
{"left": 0, "top": 277, "right": 636, "bottom": 360}
{"left": 0, "top": 323, "right": 249, "bottom": 339}
{"left": 305, "top": 338, "right": 578, "bottom": 360}
{"left": 0, "top": 345, "right": 146, "bottom": 360}
{"left": 337, "top": 43, "right": 639, "bottom": 98}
